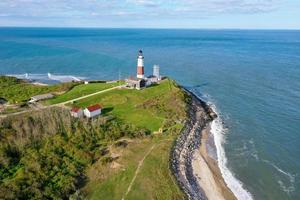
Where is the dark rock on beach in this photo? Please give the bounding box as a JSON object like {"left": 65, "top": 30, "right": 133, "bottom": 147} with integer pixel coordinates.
{"left": 171, "top": 88, "right": 217, "bottom": 200}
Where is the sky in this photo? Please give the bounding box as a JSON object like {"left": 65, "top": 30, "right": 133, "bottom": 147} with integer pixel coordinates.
{"left": 0, "top": 0, "right": 299, "bottom": 29}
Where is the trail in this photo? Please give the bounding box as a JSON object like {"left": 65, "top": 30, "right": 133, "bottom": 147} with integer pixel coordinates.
{"left": 0, "top": 85, "right": 124, "bottom": 118}
{"left": 55, "top": 85, "right": 124, "bottom": 106}
{"left": 121, "top": 144, "right": 156, "bottom": 200}
{"left": 121, "top": 138, "right": 174, "bottom": 200}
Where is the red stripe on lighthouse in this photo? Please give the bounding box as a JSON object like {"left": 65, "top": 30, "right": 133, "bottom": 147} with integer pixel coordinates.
{"left": 137, "top": 66, "right": 144, "bottom": 75}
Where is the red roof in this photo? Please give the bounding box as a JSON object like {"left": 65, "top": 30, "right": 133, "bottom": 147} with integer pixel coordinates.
{"left": 71, "top": 107, "right": 81, "bottom": 113}
{"left": 87, "top": 104, "right": 102, "bottom": 112}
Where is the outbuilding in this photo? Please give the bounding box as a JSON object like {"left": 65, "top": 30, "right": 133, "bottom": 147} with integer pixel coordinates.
{"left": 125, "top": 78, "right": 146, "bottom": 90}
{"left": 70, "top": 107, "right": 83, "bottom": 118}
{"left": 84, "top": 104, "right": 102, "bottom": 118}
{"left": 147, "top": 75, "right": 159, "bottom": 84}
{"left": 29, "top": 93, "right": 54, "bottom": 103}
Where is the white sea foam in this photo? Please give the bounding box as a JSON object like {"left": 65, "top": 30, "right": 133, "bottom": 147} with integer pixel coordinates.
{"left": 47, "top": 73, "right": 83, "bottom": 82}
{"left": 6, "top": 73, "right": 47, "bottom": 80}
{"left": 278, "top": 180, "right": 295, "bottom": 194}
{"left": 190, "top": 90, "right": 254, "bottom": 200}
{"left": 231, "top": 140, "right": 259, "bottom": 168}
{"left": 5, "top": 73, "right": 84, "bottom": 83}
{"left": 210, "top": 104, "right": 254, "bottom": 200}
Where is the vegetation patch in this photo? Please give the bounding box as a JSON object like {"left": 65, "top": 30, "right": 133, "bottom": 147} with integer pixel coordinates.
{"left": 0, "top": 78, "right": 189, "bottom": 200}
{"left": 0, "top": 108, "right": 147, "bottom": 199}
{"left": 0, "top": 76, "right": 78, "bottom": 104}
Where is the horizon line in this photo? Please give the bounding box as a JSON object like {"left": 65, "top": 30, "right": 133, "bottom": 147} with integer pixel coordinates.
{"left": 0, "top": 26, "right": 299, "bottom": 31}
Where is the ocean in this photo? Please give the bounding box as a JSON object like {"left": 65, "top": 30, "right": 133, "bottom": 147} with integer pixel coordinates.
{"left": 0, "top": 28, "right": 299, "bottom": 200}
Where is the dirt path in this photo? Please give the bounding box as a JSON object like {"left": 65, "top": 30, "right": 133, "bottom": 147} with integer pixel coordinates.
{"left": 55, "top": 85, "right": 124, "bottom": 106}
{"left": 121, "top": 138, "right": 174, "bottom": 200}
{"left": 121, "top": 144, "right": 156, "bottom": 200}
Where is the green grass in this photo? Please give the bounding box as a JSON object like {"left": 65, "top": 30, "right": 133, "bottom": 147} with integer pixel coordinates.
{"left": 86, "top": 139, "right": 153, "bottom": 200}
{"left": 127, "top": 136, "right": 184, "bottom": 200}
{"left": 84, "top": 134, "right": 185, "bottom": 200}
{"left": 0, "top": 76, "right": 78, "bottom": 104}
{"left": 76, "top": 79, "right": 187, "bottom": 199}
{"left": 1, "top": 76, "right": 188, "bottom": 200}
{"left": 46, "top": 81, "right": 123, "bottom": 105}
{"left": 72, "top": 79, "right": 180, "bottom": 132}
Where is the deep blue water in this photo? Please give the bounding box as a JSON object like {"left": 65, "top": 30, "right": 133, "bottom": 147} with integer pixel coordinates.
{"left": 0, "top": 28, "right": 299, "bottom": 200}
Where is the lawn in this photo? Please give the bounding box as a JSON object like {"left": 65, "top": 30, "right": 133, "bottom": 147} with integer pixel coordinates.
{"left": 46, "top": 81, "right": 123, "bottom": 105}
{"left": 84, "top": 134, "right": 185, "bottom": 200}
{"left": 72, "top": 79, "right": 183, "bottom": 132}
{"left": 75, "top": 79, "right": 187, "bottom": 199}
{"left": 126, "top": 135, "right": 185, "bottom": 200}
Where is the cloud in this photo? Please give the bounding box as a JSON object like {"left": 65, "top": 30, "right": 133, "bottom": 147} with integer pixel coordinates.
{"left": 0, "top": 0, "right": 281, "bottom": 26}
{"left": 177, "top": 0, "right": 279, "bottom": 14}
{"left": 128, "top": 0, "right": 159, "bottom": 7}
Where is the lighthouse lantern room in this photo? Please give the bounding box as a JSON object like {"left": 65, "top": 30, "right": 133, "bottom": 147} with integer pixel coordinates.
{"left": 137, "top": 50, "right": 145, "bottom": 79}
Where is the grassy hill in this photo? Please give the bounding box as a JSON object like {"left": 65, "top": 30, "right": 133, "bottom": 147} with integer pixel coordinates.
{"left": 0, "top": 78, "right": 189, "bottom": 200}
{"left": 84, "top": 134, "right": 185, "bottom": 200}
{"left": 73, "top": 79, "right": 187, "bottom": 132}
{"left": 0, "top": 76, "right": 78, "bottom": 104}
{"left": 46, "top": 81, "right": 123, "bottom": 105}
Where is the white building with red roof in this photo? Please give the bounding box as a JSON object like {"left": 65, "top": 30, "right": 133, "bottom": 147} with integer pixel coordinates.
{"left": 84, "top": 104, "right": 102, "bottom": 118}
{"left": 70, "top": 107, "right": 83, "bottom": 118}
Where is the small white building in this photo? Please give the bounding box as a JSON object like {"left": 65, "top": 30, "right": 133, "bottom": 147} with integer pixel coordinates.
{"left": 147, "top": 75, "right": 159, "bottom": 84}
{"left": 84, "top": 104, "right": 102, "bottom": 118}
{"left": 70, "top": 107, "right": 83, "bottom": 118}
{"left": 153, "top": 65, "right": 161, "bottom": 80}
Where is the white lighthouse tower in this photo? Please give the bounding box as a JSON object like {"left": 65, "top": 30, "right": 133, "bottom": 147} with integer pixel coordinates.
{"left": 137, "top": 50, "right": 145, "bottom": 79}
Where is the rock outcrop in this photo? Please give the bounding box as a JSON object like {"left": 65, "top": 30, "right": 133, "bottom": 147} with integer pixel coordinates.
{"left": 171, "top": 89, "right": 217, "bottom": 200}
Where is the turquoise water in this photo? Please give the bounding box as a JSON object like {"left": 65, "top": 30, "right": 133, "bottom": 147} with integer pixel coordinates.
{"left": 0, "top": 28, "right": 299, "bottom": 200}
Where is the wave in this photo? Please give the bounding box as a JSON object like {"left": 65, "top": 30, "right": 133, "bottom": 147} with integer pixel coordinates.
{"left": 210, "top": 104, "right": 254, "bottom": 200}
{"left": 207, "top": 99, "right": 296, "bottom": 197}
{"left": 6, "top": 73, "right": 47, "bottom": 80}
{"left": 5, "top": 73, "right": 85, "bottom": 83}
{"left": 190, "top": 87, "right": 253, "bottom": 200}
{"left": 47, "top": 73, "right": 84, "bottom": 82}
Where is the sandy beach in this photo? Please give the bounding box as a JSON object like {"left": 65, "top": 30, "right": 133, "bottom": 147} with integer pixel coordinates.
{"left": 192, "top": 125, "right": 237, "bottom": 200}
{"left": 171, "top": 90, "right": 237, "bottom": 200}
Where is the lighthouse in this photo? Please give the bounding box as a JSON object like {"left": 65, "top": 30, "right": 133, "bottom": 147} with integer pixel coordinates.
{"left": 137, "top": 50, "right": 145, "bottom": 79}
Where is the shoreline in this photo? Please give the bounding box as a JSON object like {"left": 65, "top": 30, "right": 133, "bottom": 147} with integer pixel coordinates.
{"left": 194, "top": 124, "right": 236, "bottom": 200}
{"left": 171, "top": 89, "right": 236, "bottom": 200}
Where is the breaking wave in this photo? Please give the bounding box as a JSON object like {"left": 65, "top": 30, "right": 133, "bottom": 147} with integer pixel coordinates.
{"left": 210, "top": 104, "right": 254, "bottom": 200}
{"left": 190, "top": 87, "right": 253, "bottom": 200}
{"left": 5, "top": 73, "right": 85, "bottom": 83}
{"left": 47, "top": 73, "right": 83, "bottom": 82}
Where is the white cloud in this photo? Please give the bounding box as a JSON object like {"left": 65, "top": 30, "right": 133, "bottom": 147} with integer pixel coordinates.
{"left": 183, "top": 0, "right": 279, "bottom": 13}
{"left": 128, "top": 0, "right": 159, "bottom": 7}
{"left": 0, "top": 0, "right": 282, "bottom": 25}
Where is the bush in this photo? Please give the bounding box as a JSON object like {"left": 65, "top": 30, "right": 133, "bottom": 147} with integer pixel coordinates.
{"left": 100, "top": 156, "right": 114, "bottom": 165}
{"left": 0, "top": 107, "right": 149, "bottom": 199}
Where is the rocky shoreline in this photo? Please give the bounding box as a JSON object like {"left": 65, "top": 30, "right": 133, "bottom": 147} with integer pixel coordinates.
{"left": 171, "top": 89, "right": 217, "bottom": 200}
